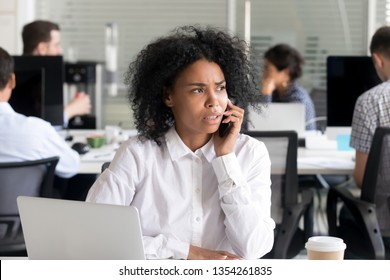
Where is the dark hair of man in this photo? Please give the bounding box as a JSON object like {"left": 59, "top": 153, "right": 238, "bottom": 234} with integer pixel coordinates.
{"left": 370, "top": 26, "right": 390, "bottom": 58}
{"left": 264, "top": 43, "right": 304, "bottom": 81}
{"left": 0, "top": 47, "right": 14, "bottom": 91}
{"left": 124, "top": 25, "right": 263, "bottom": 145}
{"left": 22, "top": 20, "right": 60, "bottom": 55}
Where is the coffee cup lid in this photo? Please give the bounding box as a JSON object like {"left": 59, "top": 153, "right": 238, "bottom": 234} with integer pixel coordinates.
{"left": 305, "top": 236, "right": 346, "bottom": 252}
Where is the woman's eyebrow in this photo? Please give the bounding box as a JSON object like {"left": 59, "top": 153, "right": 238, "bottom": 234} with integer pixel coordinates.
{"left": 215, "top": 80, "right": 226, "bottom": 86}
{"left": 186, "top": 82, "right": 207, "bottom": 87}
{"left": 184, "top": 80, "right": 225, "bottom": 87}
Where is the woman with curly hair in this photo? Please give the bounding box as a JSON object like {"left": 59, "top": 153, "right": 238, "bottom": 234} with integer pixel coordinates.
{"left": 86, "top": 25, "right": 275, "bottom": 260}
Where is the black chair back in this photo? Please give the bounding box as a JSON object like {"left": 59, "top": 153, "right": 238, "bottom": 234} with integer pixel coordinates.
{"left": 246, "top": 130, "right": 314, "bottom": 259}
{"left": 0, "top": 156, "right": 59, "bottom": 255}
{"left": 327, "top": 127, "right": 390, "bottom": 259}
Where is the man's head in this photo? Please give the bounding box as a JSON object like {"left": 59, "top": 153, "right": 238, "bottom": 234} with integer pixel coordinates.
{"left": 263, "top": 43, "right": 304, "bottom": 82}
{"left": 370, "top": 26, "right": 390, "bottom": 81}
{"left": 22, "top": 20, "right": 62, "bottom": 56}
{"left": 0, "top": 47, "right": 15, "bottom": 101}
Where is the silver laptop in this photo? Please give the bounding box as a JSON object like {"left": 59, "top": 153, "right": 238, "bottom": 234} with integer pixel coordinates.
{"left": 17, "top": 196, "right": 145, "bottom": 260}
{"left": 247, "top": 103, "right": 306, "bottom": 137}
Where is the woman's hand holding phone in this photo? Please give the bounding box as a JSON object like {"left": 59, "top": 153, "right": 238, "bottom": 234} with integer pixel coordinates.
{"left": 214, "top": 99, "right": 244, "bottom": 157}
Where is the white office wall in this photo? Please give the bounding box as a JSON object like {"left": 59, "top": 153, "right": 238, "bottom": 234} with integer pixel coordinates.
{"left": 3, "top": 0, "right": 389, "bottom": 128}
{"left": 0, "top": 0, "right": 17, "bottom": 53}
{"left": 237, "top": 0, "right": 373, "bottom": 91}
{"left": 233, "top": 0, "right": 388, "bottom": 118}
{"left": 0, "top": 0, "right": 35, "bottom": 54}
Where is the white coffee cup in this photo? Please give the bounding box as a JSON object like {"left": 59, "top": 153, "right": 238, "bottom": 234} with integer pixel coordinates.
{"left": 305, "top": 236, "right": 346, "bottom": 260}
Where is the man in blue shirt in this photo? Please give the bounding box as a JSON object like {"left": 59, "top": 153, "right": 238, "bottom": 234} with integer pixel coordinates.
{"left": 0, "top": 47, "right": 79, "bottom": 179}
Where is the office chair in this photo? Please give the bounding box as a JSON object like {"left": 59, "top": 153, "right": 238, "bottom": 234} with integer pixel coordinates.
{"left": 246, "top": 131, "right": 314, "bottom": 259}
{"left": 309, "top": 87, "right": 327, "bottom": 120}
{"left": 0, "top": 156, "right": 59, "bottom": 256}
{"left": 101, "top": 162, "right": 111, "bottom": 173}
{"left": 327, "top": 127, "right": 390, "bottom": 259}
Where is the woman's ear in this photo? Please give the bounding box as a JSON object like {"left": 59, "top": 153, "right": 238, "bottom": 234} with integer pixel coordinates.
{"left": 163, "top": 88, "right": 174, "bottom": 107}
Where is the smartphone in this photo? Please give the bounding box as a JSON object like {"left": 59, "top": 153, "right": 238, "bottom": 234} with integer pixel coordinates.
{"left": 218, "top": 114, "right": 231, "bottom": 137}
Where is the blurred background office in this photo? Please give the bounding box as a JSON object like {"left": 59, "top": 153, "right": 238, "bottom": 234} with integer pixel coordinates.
{"left": 0, "top": 0, "right": 388, "bottom": 130}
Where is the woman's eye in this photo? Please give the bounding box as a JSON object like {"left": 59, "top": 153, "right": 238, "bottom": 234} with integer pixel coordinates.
{"left": 217, "top": 85, "right": 226, "bottom": 91}
{"left": 192, "top": 88, "right": 204, "bottom": 93}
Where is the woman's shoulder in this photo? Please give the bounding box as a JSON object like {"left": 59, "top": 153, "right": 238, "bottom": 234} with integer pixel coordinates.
{"left": 118, "top": 134, "right": 164, "bottom": 155}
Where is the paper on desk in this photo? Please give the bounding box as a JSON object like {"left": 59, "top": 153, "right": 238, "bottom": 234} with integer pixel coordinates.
{"left": 298, "top": 157, "right": 354, "bottom": 169}
{"left": 81, "top": 151, "right": 116, "bottom": 162}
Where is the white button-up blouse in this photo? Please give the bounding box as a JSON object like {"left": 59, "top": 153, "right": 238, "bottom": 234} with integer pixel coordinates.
{"left": 86, "top": 127, "right": 275, "bottom": 259}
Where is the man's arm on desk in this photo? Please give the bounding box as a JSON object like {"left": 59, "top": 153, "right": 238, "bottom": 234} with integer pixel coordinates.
{"left": 354, "top": 150, "right": 368, "bottom": 188}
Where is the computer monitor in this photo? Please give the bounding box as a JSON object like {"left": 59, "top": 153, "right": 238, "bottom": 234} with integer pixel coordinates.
{"left": 326, "top": 56, "right": 382, "bottom": 127}
{"left": 9, "top": 56, "right": 64, "bottom": 126}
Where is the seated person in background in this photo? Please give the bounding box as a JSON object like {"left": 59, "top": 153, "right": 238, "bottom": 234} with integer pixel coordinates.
{"left": 261, "top": 44, "right": 316, "bottom": 130}
{"left": 351, "top": 26, "right": 390, "bottom": 188}
{"left": 344, "top": 26, "right": 390, "bottom": 251}
{"left": 22, "top": 20, "right": 91, "bottom": 127}
{"left": 0, "top": 47, "right": 79, "bottom": 179}
{"left": 23, "top": 20, "right": 95, "bottom": 200}
{"left": 86, "top": 26, "right": 275, "bottom": 260}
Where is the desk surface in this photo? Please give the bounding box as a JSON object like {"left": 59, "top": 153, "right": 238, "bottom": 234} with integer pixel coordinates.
{"left": 297, "top": 148, "right": 354, "bottom": 175}
{"left": 62, "top": 129, "right": 136, "bottom": 174}
{"left": 66, "top": 130, "right": 355, "bottom": 175}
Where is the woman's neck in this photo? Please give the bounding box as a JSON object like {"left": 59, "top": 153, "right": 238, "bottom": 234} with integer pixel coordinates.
{"left": 175, "top": 129, "right": 212, "bottom": 152}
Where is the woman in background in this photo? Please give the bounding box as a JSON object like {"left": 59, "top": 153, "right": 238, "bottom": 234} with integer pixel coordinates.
{"left": 261, "top": 43, "right": 316, "bottom": 130}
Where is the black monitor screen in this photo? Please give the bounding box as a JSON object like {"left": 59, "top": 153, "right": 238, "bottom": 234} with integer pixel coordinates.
{"left": 327, "top": 56, "right": 382, "bottom": 127}
{"left": 10, "top": 69, "right": 44, "bottom": 119}
{"left": 9, "top": 56, "right": 64, "bottom": 126}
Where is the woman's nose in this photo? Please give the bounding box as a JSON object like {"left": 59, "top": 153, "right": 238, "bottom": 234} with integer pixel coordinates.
{"left": 206, "top": 91, "right": 220, "bottom": 108}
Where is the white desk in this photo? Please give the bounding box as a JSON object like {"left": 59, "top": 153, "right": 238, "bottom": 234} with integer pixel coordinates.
{"left": 78, "top": 144, "right": 118, "bottom": 174}
{"left": 79, "top": 147, "right": 355, "bottom": 175}
{"left": 67, "top": 130, "right": 355, "bottom": 175}
{"left": 297, "top": 148, "right": 354, "bottom": 175}
{"left": 61, "top": 129, "right": 137, "bottom": 174}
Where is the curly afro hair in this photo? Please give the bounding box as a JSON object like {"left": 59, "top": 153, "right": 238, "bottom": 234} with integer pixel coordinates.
{"left": 125, "top": 25, "right": 263, "bottom": 145}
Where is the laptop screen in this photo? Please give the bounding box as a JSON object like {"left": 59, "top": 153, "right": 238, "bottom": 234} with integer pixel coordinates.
{"left": 247, "top": 103, "right": 306, "bottom": 138}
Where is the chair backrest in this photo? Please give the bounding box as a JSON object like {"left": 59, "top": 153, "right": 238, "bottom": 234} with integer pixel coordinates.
{"left": 361, "top": 127, "right": 390, "bottom": 234}
{"left": 245, "top": 131, "right": 299, "bottom": 222}
{"left": 246, "top": 130, "right": 313, "bottom": 259}
{"left": 101, "top": 161, "right": 111, "bottom": 173}
{"left": 0, "top": 156, "right": 59, "bottom": 253}
{"left": 310, "top": 87, "right": 327, "bottom": 118}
